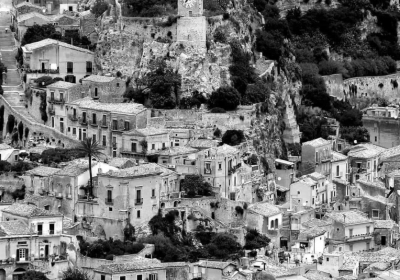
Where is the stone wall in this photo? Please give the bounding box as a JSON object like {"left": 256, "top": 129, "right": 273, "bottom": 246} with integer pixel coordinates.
{"left": 323, "top": 74, "right": 344, "bottom": 100}
{"left": 275, "top": 0, "right": 340, "bottom": 17}
{"left": 363, "top": 116, "right": 400, "bottom": 149}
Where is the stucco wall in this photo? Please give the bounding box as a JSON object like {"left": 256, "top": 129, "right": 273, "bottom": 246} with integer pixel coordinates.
{"left": 323, "top": 74, "right": 344, "bottom": 100}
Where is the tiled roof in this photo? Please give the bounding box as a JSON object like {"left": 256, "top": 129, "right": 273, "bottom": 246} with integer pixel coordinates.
{"left": 374, "top": 219, "right": 397, "bottom": 229}
{"left": 309, "top": 172, "right": 325, "bottom": 180}
{"left": 16, "top": 2, "right": 42, "bottom": 9}
{"left": 108, "top": 158, "right": 136, "bottom": 168}
{"left": 332, "top": 151, "right": 348, "bottom": 162}
{"left": 82, "top": 75, "right": 115, "bottom": 83}
{"left": 325, "top": 210, "right": 372, "bottom": 225}
{"left": 2, "top": 203, "right": 62, "bottom": 218}
{"left": 339, "top": 252, "right": 359, "bottom": 271}
{"left": 124, "top": 128, "right": 168, "bottom": 136}
{"left": 359, "top": 247, "right": 400, "bottom": 263}
{"left": 28, "top": 146, "right": 49, "bottom": 155}
{"left": 187, "top": 139, "right": 219, "bottom": 149}
{"left": 23, "top": 39, "right": 93, "bottom": 54}
{"left": 363, "top": 193, "right": 390, "bottom": 205}
{"left": 55, "top": 159, "right": 94, "bottom": 176}
{"left": 348, "top": 143, "right": 386, "bottom": 159}
{"left": 72, "top": 97, "right": 146, "bottom": 115}
{"left": 248, "top": 202, "right": 281, "bottom": 217}
{"left": 251, "top": 257, "right": 296, "bottom": 277}
{"left": 205, "top": 144, "right": 239, "bottom": 156}
{"left": 158, "top": 146, "right": 198, "bottom": 156}
{"left": 380, "top": 144, "right": 400, "bottom": 160}
{"left": 304, "top": 270, "right": 331, "bottom": 280}
{"left": 26, "top": 166, "right": 60, "bottom": 177}
{"left": 302, "top": 218, "right": 332, "bottom": 228}
{"left": 103, "top": 163, "right": 166, "bottom": 178}
{"left": 50, "top": 14, "right": 79, "bottom": 25}
{"left": 357, "top": 179, "right": 386, "bottom": 190}
{"left": 47, "top": 81, "right": 77, "bottom": 89}
{"left": 17, "top": 12, "right": 50, "bottom": 23}
{"left": 291, "top": 177, "right": 317, "bottom": 188}
{"left": 22, "top": 194, "right": 51, "bottom": 204}
{"left": 0, "top": 143, "right": 12, "bottom": 150}
{"left": 198, "top": 261, "right": 234, "bottom": 269}
{"left": 302, "top": 137, "right": 331, "bottom": 148}
{"left": 364, "top": 262, "right": 391, "bottom": 272}
{"left": 298, "top": 227, "right": 326, "bottom": 240}
{"left": 95, "top": 257, "right": 186, "bottom": 273}
{"left": 0, "top": 221, "right": 34, "bottom": 237}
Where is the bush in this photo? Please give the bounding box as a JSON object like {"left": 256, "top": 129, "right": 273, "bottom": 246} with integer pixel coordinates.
{"left": 91, "top": 0, "right": 108, "bottom": 17}
{"left": 244, "top": 229, "right": 271, "bottom": 250}
{"left": 208, "top": 87, "right": 241, "bottom": 111}
{"left": 214, "top": 25, "right": 229, "bottom": 44}
{"left": 22, "top": 271, "right": 48, "bottom": 280}
{"left": 181, "top": 175, "right": 213, "bottom": 198}
{"left": 235, "top": 206, "right": 244, "bottom": 215}
{"left": 222, "top": 130, "right": 245, "bottom": 146}
{"left": 210, "top": 107, "right": 226, "bottom": 113}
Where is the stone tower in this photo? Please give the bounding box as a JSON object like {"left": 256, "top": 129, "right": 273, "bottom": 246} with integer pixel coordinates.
{"left": 177, "top": 0, "right": 207, "bottom": 48}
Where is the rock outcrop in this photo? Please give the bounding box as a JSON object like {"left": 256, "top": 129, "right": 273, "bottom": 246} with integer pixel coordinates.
{"left": 275, "top": 0, "right": 340, "bottom": 17}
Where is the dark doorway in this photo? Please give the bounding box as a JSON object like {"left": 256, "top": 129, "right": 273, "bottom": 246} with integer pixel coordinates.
{"left": 41, "top": 63, "right": 45, "bottom": 72}
{"left": 280, "top": 237, "right": 288, "bottom": 250}
{"left": 44, "top": 245, "right": 49, "bottom": 258}
{"left": 381, "top": 236, "right": 387, "bottom": 246}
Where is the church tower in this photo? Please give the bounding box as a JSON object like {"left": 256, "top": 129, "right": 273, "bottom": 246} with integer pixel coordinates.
{"left": 177, "top": 0, "right": 207, "bottom": 48}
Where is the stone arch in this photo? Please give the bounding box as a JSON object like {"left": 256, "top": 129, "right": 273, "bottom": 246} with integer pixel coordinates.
{"left": 173, "top": 201, "right": 178, "bottom": 207}
{"left": 160, "top": 203, "right": 165, "bottom": 208}
{"left": 13, "top": 268, "right": 26, "bottom": 280}
{"left": 0, "top": 268, "right": 5, "bottom": 280}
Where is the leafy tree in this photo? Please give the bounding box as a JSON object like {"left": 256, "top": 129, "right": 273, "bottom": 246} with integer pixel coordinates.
{"left": 62, "top": 267, "right": 91, "bottom": 280}
{"left": 244, "top": 229, "right": 270, "bottom": 250}
{"left": 210, "top": 107, "right": 226, "bottom": 113}
{"left": 0, "top": 161, "right": 11, "bottom": 172}
{"left": 122, "top": 0, "right": 177, "bottom": 16}
{"left": 11, "top": 185, "right": 26, "bottom": 200}
{"left": 22, "top": 270, "right": 48, "bottom": 280}
{"left": 91, "top": 0, "right": 109, "bottom": 17}
{"left": 181, "top": 175, "right": 213, "bottom": 198}
{"left": 18, "top": 121, "right": 23, "bottom": 141}
{"left": 139, "top": 140, "right": 148, "bottom": 156}
{"left": 206, "top": 233, "right": 243, "bottom": 260}
{"left": 221, "top": 130, "right": 245, "bottom": 146}
{"left": 6, "top": 114, "right": 15, "bottom": 134}
{"left": 208, "top": 87, "right": 241, "bottom": 111}
{"left": 148, "top": 210, "right": 180, "bottom": 237}
{"left": 214, "top": 128, "right": 222, "bottom": 138}
{"left": 22, "top": 24, "right": 58, "bottom": 45}
{"left": 0, "top": 106, "right": 4, "bottom": 132}
{"left": 75, "top": 138, "right": 104, "bottom": 196}
{"left": 340, "top": 126, "right": 369, "bottom": 143}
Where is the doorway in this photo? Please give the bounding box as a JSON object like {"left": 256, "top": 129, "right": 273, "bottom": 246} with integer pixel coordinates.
{"left": 280, "top": 237, "right": 288, "bottom": 250}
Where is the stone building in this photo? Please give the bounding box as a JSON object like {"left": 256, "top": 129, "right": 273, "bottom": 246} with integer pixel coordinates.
{"left": 177, "top": 0, "right": 206, "bottom": 48}
{"left": 331, "top": 151, "right": 348, "bottom": 182}
{"left": 302, "top": 137, "right": 332, "bottom": 178}
{"left": 81, "top": 75, "right": 126, "bottom": 103}
{"left": 22, "top": 39, "right": 94, "bottom": 84}
{"left": 68, "top": 97, "right": 147, "bottom": 157}
{"left": 246, "top": 202, "right": 282, "bottom": 233}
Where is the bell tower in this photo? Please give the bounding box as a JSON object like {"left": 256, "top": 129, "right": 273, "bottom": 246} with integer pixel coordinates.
{"left": 177, "top": 0, "right": 207, "bottom": 48}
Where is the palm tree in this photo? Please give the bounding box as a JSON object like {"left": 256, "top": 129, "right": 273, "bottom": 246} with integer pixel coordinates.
{"left": 76, "top": 137, "right": 104, "bottom": 197}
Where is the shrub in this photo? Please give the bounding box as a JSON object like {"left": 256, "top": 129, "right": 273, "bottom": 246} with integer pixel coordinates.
{"left": 244, "top": 229, "right": 271, "bottom": 250}
{"left": 213, "top": 127, "right": 222, "bottom": 138}
{"left": 214, "top": 26, "right": 228, "bottom": 43}
{"left": 91, "top": 0, "right": 108, "bottom": 17}
{"left": 208, "top": 87, "right": 241, "bottom": 111}
{"left": 235, "top": 206, "right": 244, "bottom": 215}
{"left": 210, "top": 107, "right": 226, "bottom": 113}
{"left": 222, "top": 130, "right": 245, "bottom": 146}
{"left": 181, "top": 175, "right": 213, "bottom": 198}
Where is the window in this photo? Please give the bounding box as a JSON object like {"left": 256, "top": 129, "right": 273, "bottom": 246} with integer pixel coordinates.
{"left": 152, "top": 189, "right": 155, "bottom": 197}
{"left": 230, "top": 192, "right": 235, "bottom": 201}
{"left": 270, "top": 220, "right": 274, "bottom": 228}
{"left": 94, "top": 88, "right": 98, "bottom": 97}
{"left": 101, "top": 276, "right": 105, "bottom": 280}
{"left": 136, "top": 189, "right": 142, "bottom": 203}
{"left": 112, "top": 120, "right": 118, "bottom": 130}
{"left": 124, "top": 121, "right": 130, "bottom": 131}
{"left": 109, "top": 207, "right": 112, "bottom": 211}
{"left": 102, "top": 135, "right": 107, "bottom": 146}
{"left": 102, "top": 115, "right": 107, "bottom": 126}
{"left": 50, "top": 91, "right": 54, "bottom": 101}
{"left": 315, "top": 151, "right": 319, "bottom": 162}
{"left": 44, "top": 205, "right": 50, "bottom": 210}
{"left": 375, "top": 136, "right": 377, "bottom": 142}
{"left": 93, "top": 134, "right": 96, "bottom": 143}
{"left": 112, "top": 136, "right": 116, "bottom": 149}
{"left": 116, "top": 83, "right": 120, "bottom": 88}
{"left": 189, "top": 11, "right": 193, "bottom": 16}
{"left": 49, "top": 223, "right": 54, "bottom": 234}
{"left": 336, "top": 165, "right": 339, "bottom": 177}
{"left": 349, "top": 244, "right": 353, "bottom": 251}
{"left": 312, "top": 198, "right": 314, "bottom": 204}
{"left": 120, "top": 276, "right": 125, "bottom": 280}
{"left": 372, "top": 209, "right": 379, "bottom": 218}
{"left": 275, "top": 218, "right": 278, "bottom": 229}
{"left": 349, "top": 229, "right": 353, "bottom": 237}
{"left": 137, "top": 276, "right": 143, "bottom": 280}
{"left": 19, "top": 248, "right": 26, "bottom": 261}
{"left": 92, "top": 114, "right": 97, "bottom": 124}
{"left": 297, "top": 191, "right": 300, "bottom": 195}
{"left": 67, "top": 62, "right": 73, "bottom": 73}
{"left": 152, "top": 144, "right": 155, "bottom": 150}
{"left": 366, "top": 226, "right": 370, "bottom": 234}
{"left": 367, "top": 162, "right": 370, "bottom": 170}
{"left": 218, "top": 162, "right": 222, "bottom": 170}
{"left": 162, "top": 143, "right": 166, "bottom": 148}
{"left": 326, "top": 258, "right": 329, "bottom": 262}
{"left": 137, "top": 210, "right": 141, "bottom": 218}
{"left": 149, "top": 274, "right": 158, "bottom": 280}
{"left": 107, "top": 190, "right": 112, "bottom": 202}
{"left": 366, "top": 242, "right": 370, "bottom": 250}
{"left": 37, "top": 224, "right": 42, "bottom": 235}
{"left": 112, "top": 150, "right": 116, "bottom": 157}
{"left": 60, "top": 92, "right": 64, "bottom": 101}
{"left": 131, "top": 142, "right": 137, "bottom": 152}
{"left": 86, "top": 61, "right": 92, "bottom": 73}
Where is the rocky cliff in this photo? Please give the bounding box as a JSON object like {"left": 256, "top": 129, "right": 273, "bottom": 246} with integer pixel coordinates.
{"left": 275, "top": 0, "right": 340, "bottom": 17}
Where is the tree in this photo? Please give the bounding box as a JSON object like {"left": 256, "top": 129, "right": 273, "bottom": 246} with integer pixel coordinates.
{"left": 62, "top": 267, "right": 91, "bottom": 280}
{"left": 0, "top": 106, "right": 4, "bottom": 132}
{"left": 206, "top": 233, "right": 243, "bottom": 260}
{"left": 24, "top": 127, "right": 29, "bottom": 139}
{"left": 139, "top": 140, "right": 148, "bottom": 157}
{"left": 208, "top": 87, "right": 241, "bottom": 111}
{"left": 22, "top": 270, "right": 48, "bottom": 280}
{"left": 91, "top": 0, "right": 109, "bottom": 17}
{"left": 221, "top": 130, "right": 245, "bottom": 146}
{"left": 21, "top": 24, "right": 59, "bottom": 46}
{"left": 181, "top": 175, "right": 213, "bottom": 198}
{"left": 75, "top": 138, "right": 104, "bottom": 197}
{"left": 18, "top": 121, "right": 23, "bottom": 141}
{"left": 6, "top": 114, "right": 15, "bottom": 134}
{"left": 244, "top": 229, "right": 270, "bottom": 250}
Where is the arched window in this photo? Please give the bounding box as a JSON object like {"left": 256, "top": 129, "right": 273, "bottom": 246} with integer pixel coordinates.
{"left": 67, "top": 184, "right": 72, "bottom": 196}
{"left": 160, "top": 203, "right": 165, "bottom": 209}
{"left": 271, "top": 220, "right": 274, "bottom": 229}
{"left": 174, "top": 201, "right": 178, "bottom": 207}
{"left": 275, "top": 218, "right": 278, "bottom": 229}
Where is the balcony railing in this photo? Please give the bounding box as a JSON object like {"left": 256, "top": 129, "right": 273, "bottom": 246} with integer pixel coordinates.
{"left": 68, "top": 114, "right": 78, "bottom": 122}
{"left": 49, "top": 98, "right": 65, "bottom": 105}
{"left": 89, "top": 120, "right": 98, "bottom": 127}
{"left": 135, "top": 198, "right": 143, "bottom": 205}
{"left": 78, "top": 118, "right": 88, "bottom": 126}
{"left": 204, "top": 169, "right": 211, "bottom": 174}
{"left": 25, "top": 68, "right": 59, "bottom": 74}
{"left": 100, "top": 121, "right": 108, "bottom": 128}
{"left": 49, "top": 230, "right": 54, "bottom": 235}
{"left": 345, "top": 233, "right": 373, "bottom": 242}
{"left": 38, "top": 231, "right": 42, "bottom": 235}
{"left": 105, "top": 198, "right": 113, "bottom": 205}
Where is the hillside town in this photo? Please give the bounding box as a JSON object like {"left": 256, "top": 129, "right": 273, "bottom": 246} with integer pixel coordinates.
{"left": 1, "top": 0, "right": 400, "bottom": 280}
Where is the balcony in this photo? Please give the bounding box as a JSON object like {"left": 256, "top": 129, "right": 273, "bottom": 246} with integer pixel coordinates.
{"left": 320, "top": 155, "right": 333, "bottom": 163}
{"left": 78, "top": 118, "right": 88, "bottom": 126}
{"left": 68, "top": 114, "right": 78, "bottom": 122}
{"left": 49, "top": 230, "right": 54, "bottom": 235}
{"left": 49, "top": 98, "right": 65, "bottom": 105}
{"left": 105, "top": 198, "right": 113, "bottom": 205}
{"left": 228, "top": 163, "right": 242, "bottom": 175}
{"left": 100, "top": 121, "right": 108, "bottom": 128}
{"left": 204, "top": 169, "right": 211, "bottom": 174}
{"left": 25, "top": 68, "right": 59, "bottom": 74}
{"left": 89, "top": 120, "right": 98, "bottom": 127}
{"left": 112, "top": 142, "right": 117, "bottom": 149}
{"left": 345, "top": 233, "right": 373, "bottom": 242}
{"left": 135, "top": 198, "right": 143, "bottom": 205}
{"left": 48, "top": 107, "right": 55, "bottom": 115}
{"left": 38, "top": 231, "right": 42, "bottom": 236}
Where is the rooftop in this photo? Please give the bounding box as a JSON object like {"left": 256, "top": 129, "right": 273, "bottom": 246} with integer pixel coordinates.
{"left": 108, "top": 158, "right": 136, "bottom": 168}
{"left": 187, "top": 139, "right": 219, "bottom": 149}
{"left": 309, "top": 172, "right": 325, "bottom": 181}
{"left": 95, "top": 257, "right": 186, "bottom": 273}
{"left": 26, "top": 166, "right": 60, "bottom": 177}
{"left": 47, "top": 81, "right": 77, "bottom": 89}
{"left": 0, "top": 143, "right": 12, "bottom": 150}
{"left": 302, "top": 137, "right": 331, "bottom": 148}
{"left": 379, "top": 144, "right": 400, "bottom": 161}
{"left": 302, "top": 218, "right": 332, "bottom": 228}
{"left": 197, "top": 261, "right": 234, "bottom": 269}
{"left": 55, "top": 159, "right": 95, "bottom": 177}
{"left": 124, "top": 128, "right": 168, "bottom": 137}
{"left": 298, "top": 227, "right": 326, "bottom": 240}
{"left": 374, "top": 219, "right": 398, "bottom": 229}
{"left": 325, "top": 210, "right": 372, "bottom": 225}
{"left": 357, "top": 179, "right": 386, "bottom": 190}
{"left": 206, "top": 144, "right": 239, "bottom": 156}
{"left": 304, "top": 270, "right": 331, "bottom": 280}
{"left": 72, "top": 98, "right": 146, "bottom": 115}
{"left": 17, "top": 12, "right": 50, "bottom": 23}
{"left": 158, "top": 146, "right": 198, "bottom": 156}
{"left": 339, "top": 252, "right": 359, "bottom": 271}
{"left": 103, "top": 163, "right": 170, "bottom": 178}
{"left": 82, "top": 75, "right": 116, "bottom": 83}
{"left": 332, "top": 151, "right": 348, "bottom": 162}
{"left": 16, "top": 2, "right": 42, "bottom": 9}
{"left": 348, "top": 143, "right": 386, "bottom": 159}
{"left": 23, "top": 39, "right": 93, "bottom": 54}
{"left": 2, "top": 203, "right": 62, "bottom": 218}
{"left": 0, "top": 221, "right": 34, "bottom": 237}
{"left": 248, "top": 202, "right": 281, "bottom": 217}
